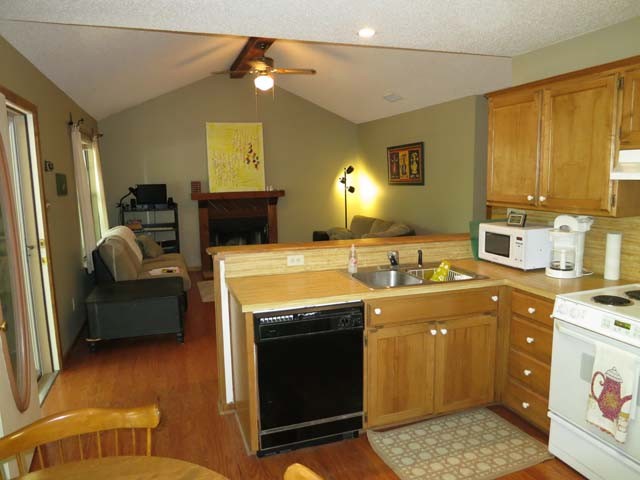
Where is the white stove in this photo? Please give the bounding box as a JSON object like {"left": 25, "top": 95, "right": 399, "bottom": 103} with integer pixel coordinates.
{"left": 549, "top": 283, "right": 640, "bottom": 480}
{"left": 553, "top": 284, "right": 640, "bottom": 347}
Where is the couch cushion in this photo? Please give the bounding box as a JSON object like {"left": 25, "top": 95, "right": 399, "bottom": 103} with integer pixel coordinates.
{"left": 370, "top": 219, "right": 394, "bottom": 234}
{"left": 102, "top": 225, "right": 143, "bottom": 266}
{"left": 136, "top": 234, "right": 164, "bottom": 259}
{"left": 140, "top": 260, "right": 191, "bottom": 291}
{"left": 349, "top": 215, "right": 377, "bottom": 237}
{"left": 98, "top": 237, "right": 140, "bottom": 281}
{"left": 326, "top": 227, "right": 356, "bottom": 241}
{"left": 362, "top": 223, "right": 414, "bottom": 238}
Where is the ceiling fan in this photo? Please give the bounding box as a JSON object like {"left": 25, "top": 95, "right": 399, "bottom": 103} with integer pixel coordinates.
{"left": 213, "top": 38, "right": 316, "bottom": 91}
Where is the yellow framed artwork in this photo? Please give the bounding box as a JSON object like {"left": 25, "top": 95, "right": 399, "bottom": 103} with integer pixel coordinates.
{"left": 206, "top": 122, "right": 266, "bottom": 192}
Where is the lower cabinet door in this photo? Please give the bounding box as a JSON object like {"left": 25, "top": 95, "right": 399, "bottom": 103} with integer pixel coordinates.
{"left": 367, "top": 323, "right": 435, "bottom": 428}
{"left": 434, "top": 314, "right": 497, "bottom": 414}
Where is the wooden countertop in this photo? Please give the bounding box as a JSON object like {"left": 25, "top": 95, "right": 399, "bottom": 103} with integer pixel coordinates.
{"left": 226, "top": 258, "right": 628, "bottom": 312}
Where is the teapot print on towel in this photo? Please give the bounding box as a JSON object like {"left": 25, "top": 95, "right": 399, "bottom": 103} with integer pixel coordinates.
{"left": 591, "top": 367, "right": 633, "bottom": 421}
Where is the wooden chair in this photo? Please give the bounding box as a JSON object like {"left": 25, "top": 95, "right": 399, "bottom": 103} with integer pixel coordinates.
{"left": 284, "top": 463, "right": 325, "bottom": 480}
{"left": 0, "top": 404, "right": 160, "bottom": 478}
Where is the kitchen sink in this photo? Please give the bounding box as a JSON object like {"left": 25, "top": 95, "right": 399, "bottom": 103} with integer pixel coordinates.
{"left": 352, "top": 269, "right": 424, "bottom": 289}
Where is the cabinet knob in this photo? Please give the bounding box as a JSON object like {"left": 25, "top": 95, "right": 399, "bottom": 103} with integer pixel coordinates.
{"left": 522, "top": 402, "right": 530, "bottom": 409}
{"left": 539, "top": 196, "right": 547, "bottom": 202}
{"left": 528, "top": 307, "right": 536, "bottom": 314}
{"left": 373, "top": 308, "right": 382, "bottom": 315}
{"left": 430, "top": 328, "right": 438, "bottom": 336}
{"left": 526, "top": 336, "right": 535, "bottom": 344}
{"left": 527, "top": 195, "right": 534, "bottom": 201}
{"left": 523, "top": 369, "right": 532, "bottom": 377}
{"left": 491, "top": 295, "right": 499, "bottom": 302}
{"left": 440, "top": 328, "right": 448, "bottom": 336}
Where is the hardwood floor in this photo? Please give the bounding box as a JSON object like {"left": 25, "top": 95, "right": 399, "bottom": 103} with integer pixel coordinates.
{"left": 43, "top": 272, "right": 584, "bottom": 479}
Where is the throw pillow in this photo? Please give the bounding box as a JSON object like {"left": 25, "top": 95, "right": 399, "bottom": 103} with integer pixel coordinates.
{"left": 136, "top": 234, "right": 164, "bottom": 258}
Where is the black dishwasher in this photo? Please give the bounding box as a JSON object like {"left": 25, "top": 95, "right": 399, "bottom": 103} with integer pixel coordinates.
{"left": 254, "top": 302, "right": 364, "bottom": 456}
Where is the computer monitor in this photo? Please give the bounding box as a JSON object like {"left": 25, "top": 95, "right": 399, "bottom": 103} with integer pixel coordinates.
{"left": 135, "top": 184, "right": 167, "bottom": 206}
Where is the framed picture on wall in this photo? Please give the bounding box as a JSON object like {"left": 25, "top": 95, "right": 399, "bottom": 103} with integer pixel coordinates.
{"left": 387, "top": 142, "right": 424, "bottom": 185}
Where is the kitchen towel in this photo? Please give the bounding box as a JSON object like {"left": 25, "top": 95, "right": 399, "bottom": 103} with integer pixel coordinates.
{"left": 604, "top": 232, "right": 622, "bottom": 280}
{"left": 586, "top": 341, "right": 638, "bottom": 443}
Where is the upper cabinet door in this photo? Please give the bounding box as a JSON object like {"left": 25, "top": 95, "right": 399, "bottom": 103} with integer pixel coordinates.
{"left": 620, "top": 67, "right": 640, "bottom": 149}
{"left": 539, "top": 74, "right": 617, "bottom": 214}
{"left": 487, "top": 90, "right": 541, "bottom": 206}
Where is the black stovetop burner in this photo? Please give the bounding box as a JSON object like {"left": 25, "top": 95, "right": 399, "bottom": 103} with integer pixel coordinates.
{"left": 626, "top": 290, "right": 640, "bottom": 300}
{"left": 592, "top": 295, "right": 633, "bottom": 306}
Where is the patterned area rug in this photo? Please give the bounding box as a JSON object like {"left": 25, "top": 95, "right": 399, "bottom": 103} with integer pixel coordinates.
{"left": 197, "top": 280, "right": 214, "bottom": 303}
{"left": 367, "top": 408, "right": 552, "bottom": 480}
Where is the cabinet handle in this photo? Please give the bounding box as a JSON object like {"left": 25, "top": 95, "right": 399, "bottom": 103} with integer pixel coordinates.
{"left": 430, "top": 328, "right": 438, "bottom": 336}
{"left": 526, "top": 336, "right": 535, "bottom": 344}
{"left": 523, "top": 369, "right": 532, "bottom": 377}
{"left": 373, "top": 308, "right": 382, "bottom": 315}
{"left": 528, "top": 307, "right": 536, "bottom": 314}
{"left": 539, "top": 196, "right": 547, "bottom": 202}
{"left": 527, "top": 195, "right": 534, "bottom": 201}
{"left": 522, "top": 402, "right": 530, "bottom": 409}
{"left": 491, "top": 295, "right": 499, "bottom": 302}
{"left": 440, "top": 328, "right": 448, "bottom": 335}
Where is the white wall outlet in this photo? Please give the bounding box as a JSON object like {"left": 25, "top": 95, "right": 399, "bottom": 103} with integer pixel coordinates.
{"left": 287, "top": 254, "right": 305, "bottom": 266}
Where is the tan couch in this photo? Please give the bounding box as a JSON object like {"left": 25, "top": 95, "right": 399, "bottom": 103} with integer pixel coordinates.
{"left": 95, "top": 226, "right": 191, "bottom": 291}
{"left": 314, "top": 215, "right": 415, "bottom": 241}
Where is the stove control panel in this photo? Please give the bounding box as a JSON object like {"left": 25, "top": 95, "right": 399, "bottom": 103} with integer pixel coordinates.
{"left": 600, "top": 316, "right": 640, "bottom": 339}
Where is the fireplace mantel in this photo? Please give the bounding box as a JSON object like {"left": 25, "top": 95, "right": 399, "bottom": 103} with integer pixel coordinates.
{"left": 192, "top": 190, "right": 285, "bottom": 276}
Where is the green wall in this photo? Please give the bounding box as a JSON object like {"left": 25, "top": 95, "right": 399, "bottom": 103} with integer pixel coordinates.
{"left": 513, "top": 16, "right": 640, "bottom": 84}
{"left": 0, "top": 35, "right": 97, "bottom": 355}
{"left": 356, "top": 96, "right": 488, "bottom": 234}
{"left": 98, "top": 76, "right": 359, "bottom": 267}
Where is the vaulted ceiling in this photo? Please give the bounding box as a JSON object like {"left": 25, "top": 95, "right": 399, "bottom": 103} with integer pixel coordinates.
{"left": 0, "top": 1, "right": 638, "bottom": 123}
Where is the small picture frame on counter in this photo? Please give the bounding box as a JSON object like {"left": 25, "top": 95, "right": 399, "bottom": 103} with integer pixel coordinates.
{"left": 507, "top": 212, "right": 527, "bottom": 227}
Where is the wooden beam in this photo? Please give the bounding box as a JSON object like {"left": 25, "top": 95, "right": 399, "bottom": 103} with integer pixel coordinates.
{"left": 230, "top": 37, "right": 275, "bottom": 79}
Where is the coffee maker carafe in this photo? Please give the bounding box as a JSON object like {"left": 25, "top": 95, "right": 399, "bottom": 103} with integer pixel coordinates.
{"left": 545, "top": 215, "right": 593, "bottom": 279}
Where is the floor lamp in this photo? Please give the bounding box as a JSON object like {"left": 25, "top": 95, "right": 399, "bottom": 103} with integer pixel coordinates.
{"left": 339, "top": 166, "right": 355, "bottom": 229}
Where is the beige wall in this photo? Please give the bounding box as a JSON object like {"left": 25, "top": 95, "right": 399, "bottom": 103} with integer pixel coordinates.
{"left": 98, "top": 76, "right": 359, "bottom": 267}
{"left": 512, "top": 16, "right": 640, "bottom": 85}
{"left": 0, "top": 36, "right": 98, "bottom": 355}
{"left": 356, "top": 95, "right": 488, "bottom": 234}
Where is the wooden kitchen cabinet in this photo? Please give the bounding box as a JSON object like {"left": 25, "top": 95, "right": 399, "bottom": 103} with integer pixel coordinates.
{"left": 539, "top": 74, "right": 618, "bottom": 214}
{"left": 486, "top": 57, "right": 640, "bottom": 217}
{"left": 434, "top": 314, "right": 497, "bottom": 414}
{"left": 487, "top": 89, "right": 541, "bottom": 206}
{"left": 366, "top": 323, "right": 435, "bottom": 428}
{"left": 365, "top": 288, "right": 499, "bottom": 428}
{"left": 620, "top": 67, "right": 640, "bottom": 149}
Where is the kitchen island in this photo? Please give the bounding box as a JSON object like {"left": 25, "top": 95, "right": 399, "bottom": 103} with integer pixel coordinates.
{"left": 210, "top": 236, "right": 626, "bottom": 454}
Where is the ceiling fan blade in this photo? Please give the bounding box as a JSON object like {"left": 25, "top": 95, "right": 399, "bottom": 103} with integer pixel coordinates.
{"left": 211, "top": 69, "right": 254, "bottom": 75}
{"left": 272, "top": 68, "right": 317, "bottom": 75}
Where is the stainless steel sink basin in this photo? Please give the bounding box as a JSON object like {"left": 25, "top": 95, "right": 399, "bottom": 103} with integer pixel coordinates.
{"left": 405, "top": 268, "right": 476, "bottom": 282}
{"left": 352, "top": 269, "right": 424, "bottom": 289}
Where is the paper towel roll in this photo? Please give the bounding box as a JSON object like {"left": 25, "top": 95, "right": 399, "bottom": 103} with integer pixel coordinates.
{"left": 604, "top": 232, "right": 622, "bottom": 280}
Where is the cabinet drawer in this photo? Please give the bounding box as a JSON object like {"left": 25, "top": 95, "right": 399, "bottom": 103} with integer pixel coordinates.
{"left": 510, "top": 317, "right": 552, "bottom": 364}
{"left": 508, "top": 348, "right": 550, "bottom": 398}
{"left": 512, "top": 291, "right": 554, "bottom": 327}
{"left": 366, "top": 288, "right": 499, "bottom": 327}
{"left": 504, "top": 379, "right": 550, "bottom": 432}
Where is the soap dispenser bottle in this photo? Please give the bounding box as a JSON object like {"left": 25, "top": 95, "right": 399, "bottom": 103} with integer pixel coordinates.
{"left": 348, "top": 244, "right": 358, "bottom": 274}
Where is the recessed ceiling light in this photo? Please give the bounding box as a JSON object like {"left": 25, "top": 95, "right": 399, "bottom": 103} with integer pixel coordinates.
{"left": 358, "top": 27, "right": 376, "bottom": 38}
{"left": 383, "top": 93, "right": 403, "bottom": 103}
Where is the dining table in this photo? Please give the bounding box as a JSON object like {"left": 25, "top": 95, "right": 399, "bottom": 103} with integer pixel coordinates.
{"left": 17, "top": 455, "right": 229, "bottom": 479}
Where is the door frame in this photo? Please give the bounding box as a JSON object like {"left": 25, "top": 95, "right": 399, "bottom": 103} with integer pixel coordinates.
{"left": 0, "top": 84, "right": 63, "bottom": 371}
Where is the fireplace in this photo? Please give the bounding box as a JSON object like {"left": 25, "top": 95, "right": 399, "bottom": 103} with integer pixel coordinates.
{"left": 192, "top": 190, "right": 285, "bottom": 276}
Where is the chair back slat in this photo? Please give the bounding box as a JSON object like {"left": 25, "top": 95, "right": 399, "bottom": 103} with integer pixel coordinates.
{"left": 0, "top": 405, "right": 160, "bottom": 475}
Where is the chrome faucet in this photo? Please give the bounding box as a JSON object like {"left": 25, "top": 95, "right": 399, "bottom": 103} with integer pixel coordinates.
{"left": 387, "top": 250, "right": 399, "bottom": 269}
{"left": 417, "top": 249, "right": 423, "bottom": 268}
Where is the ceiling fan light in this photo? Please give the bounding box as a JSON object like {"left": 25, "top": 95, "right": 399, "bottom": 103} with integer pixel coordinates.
{"left": 254, "top": 74, "right": 274, "bottom": 91}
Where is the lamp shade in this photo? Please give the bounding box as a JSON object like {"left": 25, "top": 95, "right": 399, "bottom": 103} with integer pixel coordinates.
{"left": 254, "top": 74, "right": 274, "bottom": 91}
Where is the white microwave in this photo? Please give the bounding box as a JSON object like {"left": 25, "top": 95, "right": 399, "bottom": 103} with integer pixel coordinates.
{"left": 478, "top": 222, "right": 551, "bottom": 270}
